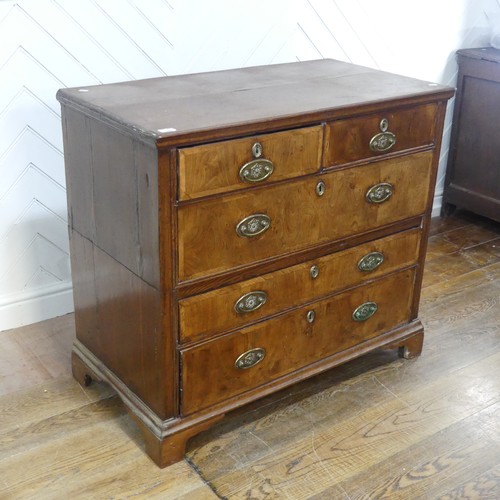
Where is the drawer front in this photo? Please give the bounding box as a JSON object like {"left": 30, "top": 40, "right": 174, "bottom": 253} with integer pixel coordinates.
{"left": 178, "top": 126, "right": 323, "bottom": 200}
{"left": 178, "top": 151, "right": 432, "bottom": 281}
{"left": 179, "top": 228, "right": 421, "bottom": 343}
{"left": 181, "top": 268, "right": 415, "bottom": 414}
{"left": 325, "top": 103, "right": 438, "bottom": 166}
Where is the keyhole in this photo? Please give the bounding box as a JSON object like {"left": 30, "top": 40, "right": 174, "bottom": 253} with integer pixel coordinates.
{"left": 316, "top": 181, "right": 325, "bottom": 197}
{"left": 310, "top": 265, "right": 319, "bottom": 279}
{"left": 306, "top": 310, "right": 316, "bottom": 323}
{"left": 252, "top": 142, "right": 263, "bottom": 158}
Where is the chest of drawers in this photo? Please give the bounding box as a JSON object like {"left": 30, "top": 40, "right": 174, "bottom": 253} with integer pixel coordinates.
{"left": 57, "top": 59, "right": 453, "bottom": 467}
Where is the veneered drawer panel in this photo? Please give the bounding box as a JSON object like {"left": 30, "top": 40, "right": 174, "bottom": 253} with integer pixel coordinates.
{"left": 177, "top": 151, "right": 433, "bottom": 281}
{"left": 181, "top": 268, "right": 415, "bottom": 414}
{"left": 178, "top": 126, "right": 323, "bottom": 200}
{"left": 179, "top": 228, "right": 421, "bottom": 343}
{"left": 325, "top": 103, "right": 438, "bottom": 166}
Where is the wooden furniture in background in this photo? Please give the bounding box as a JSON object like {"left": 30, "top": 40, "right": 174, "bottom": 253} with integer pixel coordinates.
{"left": 443, "top": 47, "right": 500, "bottom": 222}
{"left": 57, "top": 59, "right": 453, "bottom": 467}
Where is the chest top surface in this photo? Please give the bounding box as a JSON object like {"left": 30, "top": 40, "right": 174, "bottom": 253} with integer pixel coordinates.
{"left": 56, "top": 59, "right": 453, "bottom": 146}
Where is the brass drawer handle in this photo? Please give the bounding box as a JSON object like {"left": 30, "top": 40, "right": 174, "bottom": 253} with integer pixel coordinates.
{"left": 352, "top": 301, "right": 378, "bottom": 322}
{"left": 370, "top": 132, "right": 396, "bottom": 152}
{"left": 357, "top": 251, "right": 385, "bottom": 272}
{"left": 236, "top": 214, "right": 271, "bottom": 238}
{"left": 369, "top": 118, "right": 396, "bottom": 152}
{"left": 235, "top": 348, "right": 266, "bottom": 369}
{"left": 234, "top": 291, "right": 267, "bottom": 314}
{"left": 365, "top": 183, "right": 393, "bottom": 204}
{"left": 239, "top": 159, "right": 274, "bottom": 183}
{"left": 239, "top": 142, "right": 274, "bottom": 182}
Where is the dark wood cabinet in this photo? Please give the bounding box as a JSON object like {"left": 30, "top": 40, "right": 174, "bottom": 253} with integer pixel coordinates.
{"left": 443, "top": 47, "right": 500, "bottom": 222}
{"left": 57, "top": 59, "right": 453, "bottom": 468}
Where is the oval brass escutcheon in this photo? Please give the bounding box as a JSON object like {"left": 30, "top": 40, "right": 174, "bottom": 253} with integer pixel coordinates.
{"left": 239, "top": 159, "right": 274, "bottom": 183}
{"left": 357, "top": 251, "right": 385, "bottom": 272}
{"left": 365, "top": 182, "right": 394, "bottom": 204}
{"left": 316, "top": 181, "right": 326, "bottom": 197}
{"left": 352, "top": 301, "right": 378, "bottom": 322}
{"left": 236, "top": 214, "right": 271, "bottom": 238}
{"left": 235, "top": 348, "right": 266, "bottom": 370}
{"left": 306, "top": 310, "right": 316, "bottom": 323}
{"left": 369, "top": 131, "right": 396, "bottom": 152}
{"left": 310, "top": 265, "right": 319, "bottom": 279}
{"left": 234, "top": 290, "right": 267, "bottom": 314}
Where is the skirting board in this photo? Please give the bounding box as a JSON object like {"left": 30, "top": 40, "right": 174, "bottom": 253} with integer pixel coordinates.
{"left": 432, "top": 192, "right": 443, "bottom": 218}
{"left": 0, "top": 281, "right": 74, "bottom": 332}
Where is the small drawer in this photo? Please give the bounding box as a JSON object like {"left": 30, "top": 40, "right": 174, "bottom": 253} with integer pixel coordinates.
{"left": 180, "top": 268, "right": 415, "bottom": 415}
{"left": 177, "top": 150, "right": 433, "bottom": 281}
{"left": 178, "top": 126, "right": 323, "bottom": 200}
{"left": 325, "top": 103, "right": 438, "bottom": 166}
{"left": 179, "top": 228, "right": 421, "bottom": 343}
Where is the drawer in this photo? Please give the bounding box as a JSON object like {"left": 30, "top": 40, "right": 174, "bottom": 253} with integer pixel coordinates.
{"left": 178, "top": 126, "right": 323, "bottom": 200}
{"left": 181, "top": 268, "right": 415, "bottom": 414}
{"left": 179, "top": 228, "right": 421, "bottom": 343}
{"left": 177, "top": 150, "right": 432, "bottom": 281}
{"left": 325, "top": 103, "right": 438, "bottom": 166}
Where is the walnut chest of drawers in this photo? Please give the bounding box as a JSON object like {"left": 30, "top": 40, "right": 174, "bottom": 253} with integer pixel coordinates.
{"left": 57, "top": 59, "right": 453, "bottom": 467}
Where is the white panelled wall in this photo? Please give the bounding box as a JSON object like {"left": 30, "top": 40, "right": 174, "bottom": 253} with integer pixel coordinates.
{"left": 0, "top": 0, "right": 497, "bottom": 331}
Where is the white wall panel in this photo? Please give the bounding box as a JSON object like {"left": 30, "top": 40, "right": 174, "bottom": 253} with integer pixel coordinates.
{"left": 0, "top": 4, "right": 98, "bottom": 87}
{"left": 0, "top": 0, "right": 496, "bottom": 331}
{"left": 0, "top": 129, "right": 64, "bottom": 200}
{"left": 306, "top": 0, "right": 379, "bottom": 67}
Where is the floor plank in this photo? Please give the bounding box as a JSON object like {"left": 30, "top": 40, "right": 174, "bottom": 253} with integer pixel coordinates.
{"left": 321, "top": 402, "right": 500, "bottom": 499}
{"left": 0, "top": 420, "right": 218, "bottom": 499}
{"left": 0, "top": 377, "right": 113, "bottom": 435}
{"left": 194, "top": 352, "right": 500, "bottom": 499}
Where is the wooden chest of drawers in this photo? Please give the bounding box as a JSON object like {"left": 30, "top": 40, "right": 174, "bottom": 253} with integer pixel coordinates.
{"left": 57, "top": 59, "right": 453, "bottom": 467}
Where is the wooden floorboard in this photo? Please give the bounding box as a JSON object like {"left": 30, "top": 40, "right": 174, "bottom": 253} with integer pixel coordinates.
{"left": 0, "top": 210, "right": 499, "bottom": 499}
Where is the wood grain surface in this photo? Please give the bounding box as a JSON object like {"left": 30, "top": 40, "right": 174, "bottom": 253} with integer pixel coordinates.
{"left": 178, "top": 151, "right": 433, "bottom": 281}
{"left": 56, "top": 59, "right": 453, "bottom": 147}
{"left": 178, "top": 126, "right": 322, "bottom": 200}
{"left": 324, "top": 102, "right": 438, "bottom": 166}
{"left": 181, "top": 269, "right": 415, "bottom": 414}
{"left": 0, "top": 210, "right": 498, "bottom": 499}
{"left": 179, "top": 228, "right": 421, "bottom": 344}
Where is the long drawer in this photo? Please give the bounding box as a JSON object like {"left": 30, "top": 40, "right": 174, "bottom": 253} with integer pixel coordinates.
{"left": 181, "top": 268, "right": 415, "bottom": 415}
{"left": 177, "top": 151, "right": 433, "bottom": 281}
{"left": 179, "top": 228, "right": 421, "bottom": 343}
